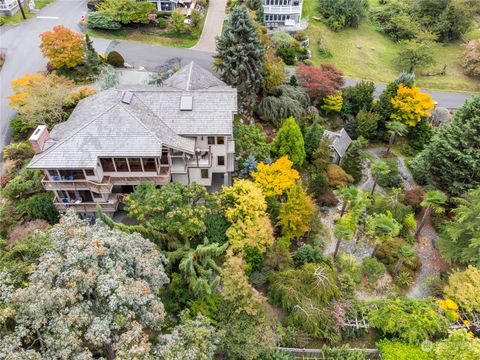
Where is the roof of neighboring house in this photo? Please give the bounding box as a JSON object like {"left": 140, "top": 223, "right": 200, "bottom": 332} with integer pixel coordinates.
{"left": 324, "top": 128, "right": 352, "bottom": 159}
{"left": 28, "top": 62, "right": 237, "bottom": 169}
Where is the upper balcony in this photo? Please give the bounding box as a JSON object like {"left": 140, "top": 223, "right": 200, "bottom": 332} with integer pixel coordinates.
{"left": 264, "top": 5, "right": 302, "bottom": 14}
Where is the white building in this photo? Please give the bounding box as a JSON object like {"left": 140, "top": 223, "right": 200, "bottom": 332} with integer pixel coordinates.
{"left": 263, "top": 0, "right": 305, "bottom": 32}
{"left": 28, "top": 62, "right": 237, "bottom": 216}
{"left": 0, "top": 0, "right": 26, "bottom": 16}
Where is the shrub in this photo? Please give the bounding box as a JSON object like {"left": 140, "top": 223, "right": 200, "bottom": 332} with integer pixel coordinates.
{"left": 292, "top": 244, "right": 323, "bottom": 267}
{"left": 10, "top": 116, "right": 32, "bottom": 142}
{"left": 64, "top": 87, "right": 97, "bottom": 109}
{"left": 318, "top": 0, "right": 369, "bottom": 30}
{"left": 403, "top": 186, "right": 425, "bottom": 211}
{"left": 377, "top": 339, "right": 431, "bottom": 360}
{"left": 106, "top": 51, "right": 125, "bottom": 67}
{"left": 318, "top": 191, "right": 339, "bottom": 207}
{"left": 97, "top": 0, "right": 156, "bottom": 24}
{"left": 377, "top": 158, "right": 402, "bottom": 188}
{"left": 462, "top": 39, "right": 480, "bottom": 79}
{"left": 361, "top": 257, "right": 386, "bottom": 284}
{"left": 394, "top": 271, "right": 414, "bottom": 289}
{"left": 370, "top": 2, "right": 420, "bottom": 41}
{"left": 308, "top": 167, "right": 330, "bottom": 198}
{"left": 0, "top": 174, "right": 12, "bottom": 188}
{"left": 326, "top": 164, "right": 353, "bottom": 188}
{"left": 355, "top": 110, "right": 380, "bottom": 139}
{"left": 244, "top": 246, "right": 264, "bottom": 275}
{"left": 271, "top": 31, "right": 295, "bottom": 48}
{"left": 86, "top": 11, "right": 122, "bottom": 30}
{"left": 341, "top": 140, "right": 362, "bottom": 183}
{"left": 202, "top": 214, "right": 229, "bottom": 244}
{"left": 25, "top": 193, "right": 60, "bottom": 224}
{"left": 8, "top": 220, "right": 50, "bottom": 246}
{"left": 3, "top": 141, "right": 34, "bottom": 163}
{"left": 375, "top": 238, "right": 420, "bottom": 274}
{"left": 276, "top": 45, "right": 296, "bottom": 65}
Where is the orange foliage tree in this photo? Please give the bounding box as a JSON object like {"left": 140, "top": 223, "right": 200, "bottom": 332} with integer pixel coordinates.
{"left": 390, "top": 84, "right": 435, "bottom": 127}
{"left": 40, "top": 25, "right": 84, "bottom": 69}
{"left": 252, "top": 156, "right": 300, "bottom": 197}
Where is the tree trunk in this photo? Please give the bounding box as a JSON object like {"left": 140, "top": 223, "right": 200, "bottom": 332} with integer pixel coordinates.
{"left": 393, "top": 259, "right": 403, "bottom": 275}
{"left": 371, "top": 176, "right": 379, "bottom": 196}
{"left": 340, "top": 201, "right": 348, "bottom": 217}
{"left": 415, "top": 207, "right": 431, "bottom": 238}
{"left": 386, "top": 134, "right": 395, "bottom": 156}
{"left": 333, "top": 238, "right": 342, "bottom": 259}
{"left": 104, "top": 343, "right": 115, "bottom": 360}
{"left": 371, "top": 243, "right": 380, "bottom": 257}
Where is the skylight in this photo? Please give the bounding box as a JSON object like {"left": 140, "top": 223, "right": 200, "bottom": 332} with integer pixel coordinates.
{"left": 180, "top": 96, "right": 193, "bottom": 111}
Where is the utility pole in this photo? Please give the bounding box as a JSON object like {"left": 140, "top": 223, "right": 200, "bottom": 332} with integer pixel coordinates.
{"left": 17, "top": 0, "right": 26, "bottom": 20}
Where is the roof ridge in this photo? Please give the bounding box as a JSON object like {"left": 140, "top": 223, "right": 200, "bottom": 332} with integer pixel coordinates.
{"left": 29, "top": 102, "right": 119, "bottom": 167}
{"left": 186, "top": 62, "right": 194, "bottom": 91}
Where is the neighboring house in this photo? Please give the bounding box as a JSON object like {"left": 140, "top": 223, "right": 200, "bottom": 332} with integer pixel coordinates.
{"left": 0, "top": 0, "right": 26, "bottom": 16}
{"left": 150, "top": 0, "right": 179, "bottom": 12}
{"left": 324, "top": 128, "right": 352, "bottom": 164}
{"left": 263, "top": 0, "right": 305, "bottom": 32}
{"left": 28, "top": 62, "right": 237, "bottom": 216}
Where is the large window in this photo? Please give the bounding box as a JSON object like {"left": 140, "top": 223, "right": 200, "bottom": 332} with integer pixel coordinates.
{"left": 142, "top": 158, "right": 157, "bottom": 172}
{"left": 100, "top": 158, "right": 115, "bottom": 172}
{"left": 114, "top": 158, "right": 129, "bottom": 172}
{"left": 128, "top": 158, "right": 143, "bottom": 172}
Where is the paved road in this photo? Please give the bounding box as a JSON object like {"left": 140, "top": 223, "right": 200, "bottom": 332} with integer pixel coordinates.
{"left": 344, "top": 79, "right": 475, "bottom": 110}
{"left": 191, "top": 0, "right": 227, "bottom": 52}
{"left": 0, "top": 0, "right": 88, "bottom": 152}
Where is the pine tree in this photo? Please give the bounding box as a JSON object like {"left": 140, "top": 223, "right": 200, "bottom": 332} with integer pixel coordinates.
{"left": 410, "top": 96, "right": 480, "bottom": 195}
{"left": 272, "top": 117, "right": 306, "bottom": 167}
{"left": 341, "top": 140, "right": 362, "bottom": 183}
{"left": 239, "top": 154, "right": 258, "bottom": 178}
{"left": 215, "top": 6, "right": 265, "bottom": 108}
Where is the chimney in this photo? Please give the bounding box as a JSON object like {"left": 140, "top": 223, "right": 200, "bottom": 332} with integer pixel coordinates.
{"left": 29, "top": 125, "right": 49, "bottom": 154}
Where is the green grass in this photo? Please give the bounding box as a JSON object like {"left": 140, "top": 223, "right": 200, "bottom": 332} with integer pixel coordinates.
{"left": 302, "top": 0, "right": 480, "bottom": 93}
{"left": 88, "top": 28, "right": 200, "bottom": 48}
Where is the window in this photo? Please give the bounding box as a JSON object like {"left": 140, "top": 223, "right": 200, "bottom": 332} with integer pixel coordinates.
{"left": 207, "top": 136, "right": 215, "bottom": 145}
{"left": 142, "top": 158, "right": 157, "bottom": 172}
{"left": 100, "top": 158, "right": 115, "bottom": 172}
{"left": 48, "top": 170, "right": 59, "bottom": 178}
{"left": 218, "top": 156, "right": 225, "bottom": 166}
{"left": 92, "top": 191, "right": 102, "bottom": 199}
{"left": 84, "top": 169, "right": 95, "bottom": 176}
{"left": 201, "top": 169, "right": 209, "bottom": 179}
{"left": 128, "top": 158, "right": 143, "bottom": 172}
{"left": 58, "top": 169, "right": 85, "bottom": 180}
{"left": 217, "top": 136, "right": 225, "bottom": 145}
{"left": 114, "top": 158, "right": 129, "bottom": 172}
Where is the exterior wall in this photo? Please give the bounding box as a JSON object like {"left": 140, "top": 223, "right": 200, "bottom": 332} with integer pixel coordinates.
{"left": 149, "top": 0, "right": 177, "bottom": 12}
{"left": 263, "top": 0, "right": 303, "bottom": 27}
{"left": 172, "top": 173, "right": 189, "bottom": 185}
{"left": 0, "top": 0, "right": 25, "bottom": 17}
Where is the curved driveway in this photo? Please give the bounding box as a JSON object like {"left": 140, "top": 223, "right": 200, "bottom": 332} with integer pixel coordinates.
{"left": 191, "top": 0, "right": 228, "bottom": 52}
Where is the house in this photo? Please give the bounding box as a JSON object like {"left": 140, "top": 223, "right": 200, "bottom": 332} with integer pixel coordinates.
{"left": 0, "top": 0, "right": 26, "bottom": 16}
{"left": 324, "top": 128, "right": 352, "bottom": 164}
{"left": 263, "top": 0, "right": 306, "bottom": 32}
{"left": 28, "top": 62, "right": 237, "bottom": 217}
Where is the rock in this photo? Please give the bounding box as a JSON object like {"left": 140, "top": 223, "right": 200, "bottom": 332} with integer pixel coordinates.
{"left": 124, "top": 62, "right": 133, "bottom": 69}
{"left": 370, "top": 47, "right": 376, "bottom": 51}
{"left": 356, "top": 44, "right": 363, "bottom": 49}
{"left": 313, "top": 16, "right": 321, "bottom": 21}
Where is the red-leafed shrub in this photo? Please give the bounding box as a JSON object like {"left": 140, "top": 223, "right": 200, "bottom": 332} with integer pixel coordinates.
{"left": 318, "top": 191, "right": 339, "bottom": 207}
{"left": 0, "top": 174, "right": 12, "bottom": 188}
{"left": 296, "top": 63, "right": 344, "bottom": 105}
{"left": 403, "top": 186, "right": 425, "bottom": 211}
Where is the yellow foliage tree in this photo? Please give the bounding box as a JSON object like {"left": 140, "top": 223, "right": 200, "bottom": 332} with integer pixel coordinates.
{"left": 221, "top": 180, "right": 274, "bottom": 253}
{"left": 278, "top": 184, "right": 315, "bottom": 240}
{"left": 9, "top": 72, "right": 75, "bottom": 128}
{"left": 251, "top": 156, "right": 300, "bottom": 197}
{"left": 390, "top": 84, "right": 435, "bottom": 127}
{"left": 321, "top": 91, "right": 343, "bottom": 113}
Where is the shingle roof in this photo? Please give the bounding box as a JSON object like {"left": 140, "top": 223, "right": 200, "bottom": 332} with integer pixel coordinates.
{"left": 324, "top": 128, "right": 352, "bottom": 159}
{"left": 28, "top": 62, "right": 236, "bottom": 169}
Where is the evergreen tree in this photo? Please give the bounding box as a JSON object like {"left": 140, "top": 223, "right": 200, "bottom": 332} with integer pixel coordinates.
{"left": 410, "top": 96, "right": 480, "bottom": 195}
{"left": 215, "top": 6, "right": 265, "bottom": 108}
{"left": 304, "top": 121, "right": 325, "bottom": 160}
{"left": 84, "top": 33, "right": 101, "bottom": 74}
{"left": 272, "top": 117, "right": 306, "bottom": 167}
{"left": 341, "top": 140, "right": 362, "bottom": 183}
{"left": 239, "top": 154, "right": 258, "bottom": 178}
{"left": 407, "top": 117, "right": 433, "bottom": 151}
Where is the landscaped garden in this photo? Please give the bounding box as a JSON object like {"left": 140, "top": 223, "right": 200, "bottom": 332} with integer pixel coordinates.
{"left": 1, "top": 1, "right": 480, "bottom": 358}
{"left": 85, "top": 0, "right": 208, "bottom": 48}
{"left": 302, "top": 0, "right": 480, "bottom": 92}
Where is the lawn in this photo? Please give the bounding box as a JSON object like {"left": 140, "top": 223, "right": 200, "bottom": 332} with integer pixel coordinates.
{"left": 302, "top": 0, "right": 480, "bottom": 93}
{"left": 88, "top": 27, "right": 201, "bottom": 48}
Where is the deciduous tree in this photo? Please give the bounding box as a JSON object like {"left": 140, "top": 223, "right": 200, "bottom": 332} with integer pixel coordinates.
{"left": 444, "top": 266, "right": 480, "bottom": 314}
{"left": 98, "top": 0, "right": 156, "bottom": 24}
{"left": 252, "top": 156, "right": 299, "bottom": 197}
{"left": 390, "top": 84, "right": 434, "bottom": 127}
{"left": 296, "top": 63, "right": 344, "bottom": 105}
{"left": 365, "top": 211, "right": 400, "bottom": 256}
{"left": 278, "top": 184, "right": 315, "bottom": 240}
{"left": 39, "top": 25, "right": 84, "bottom": 69}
